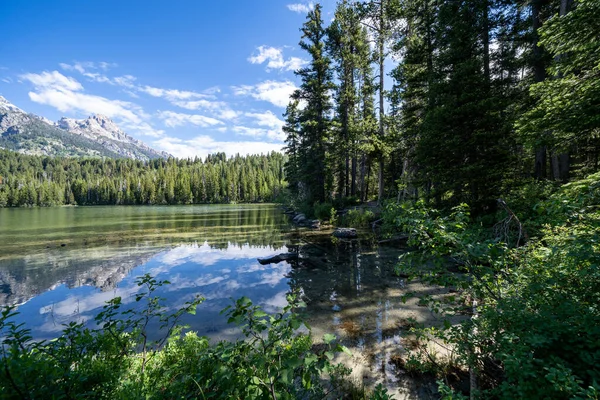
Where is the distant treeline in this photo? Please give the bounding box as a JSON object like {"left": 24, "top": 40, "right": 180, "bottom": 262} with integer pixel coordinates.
{"left": 0, "top": 150, "right": 286, "bottom": 207}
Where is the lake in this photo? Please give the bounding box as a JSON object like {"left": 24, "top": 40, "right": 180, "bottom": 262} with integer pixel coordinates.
{"left": 0, "top": 204, "right": 448, "bottom": 397}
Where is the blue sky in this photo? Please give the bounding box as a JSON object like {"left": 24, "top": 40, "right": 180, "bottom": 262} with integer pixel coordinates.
{"left": 0, "top": 0, "right": 335, "bottom": 158}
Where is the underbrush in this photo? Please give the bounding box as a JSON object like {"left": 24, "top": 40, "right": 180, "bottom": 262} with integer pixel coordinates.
{"left": 383, "top": 173, "right": 600, "bottom": 398}
{"left": 339, "top": 208, "right": 376, "bottom": 228}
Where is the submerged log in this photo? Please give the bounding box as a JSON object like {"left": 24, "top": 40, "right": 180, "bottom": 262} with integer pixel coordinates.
{"left": 332, "top": 228, "right": 357, "bottom": 238}
{"left": 378, "top": 235, "right": 408, "bottom": 245}
{"left": 257, "top": 252, "right": 299, "bottom": 265}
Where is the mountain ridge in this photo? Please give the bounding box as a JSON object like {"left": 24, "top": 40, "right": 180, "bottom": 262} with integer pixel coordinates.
{"left": 0, "top": 95, "right": 170, "bottom": 160}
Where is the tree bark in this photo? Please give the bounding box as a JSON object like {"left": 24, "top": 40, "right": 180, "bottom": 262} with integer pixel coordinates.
{"left": 351, "top": 156, "right": 357, "bottom": 196}
{"left": 377, "top": 0, "right": 385, "bottom": 204}
{"left": 532, "top": 0, "right": 547, "bottom": 180}
{"left": 553, "top": 0, "right": 574, "bottom": 181}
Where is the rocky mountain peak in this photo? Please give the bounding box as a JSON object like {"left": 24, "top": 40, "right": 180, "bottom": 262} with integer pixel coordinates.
{"left": 0, "top": 96, "right": 24, "bottom": 114}
{"left": 0, "top": 95, "right": 170, "bottom": 160}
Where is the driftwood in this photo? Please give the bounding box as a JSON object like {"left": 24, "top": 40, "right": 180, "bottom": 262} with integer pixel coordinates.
{"left": 257, "top": 252, "right": 298, "bottom": 265}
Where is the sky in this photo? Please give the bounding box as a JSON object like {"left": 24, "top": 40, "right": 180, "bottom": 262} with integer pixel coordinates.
{"left": 0, "top": 0, "right": 336, "bottom": 159}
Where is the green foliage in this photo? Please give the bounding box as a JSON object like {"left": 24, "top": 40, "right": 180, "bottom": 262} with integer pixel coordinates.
{"left": 517, "top": 0, "right": 600, "bottom": 165}
{"left": 287, "top": 4, "right": 335, "bottom": 205}
{"left": 340, "top": 208, "right": 375, "bottom": 228}
{"left": 0, "top": 275, "right": 359, "bottom": 399}
{"left": 313, "top": 201, "right": 335, "bottom": 221}
{"left": 389, "top": 174, "right": 600, "bottom": 398}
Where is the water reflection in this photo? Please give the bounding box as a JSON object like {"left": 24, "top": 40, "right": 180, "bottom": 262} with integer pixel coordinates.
{"left": 8, "top": 241, "right": 292, "bottom": 341}
{"left": 0, "top": 205, "right": 447, "bottom": 397}
{"left": 0, "top": 205, "right": 288, "bottom": 307}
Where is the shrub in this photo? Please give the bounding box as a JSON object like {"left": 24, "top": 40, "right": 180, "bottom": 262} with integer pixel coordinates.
{"left": 313, "top": 201, "right": 335, "bottom": 221}
{"left": 0, "top": 275, "right": 354, "bottom": 399}
{"left": 392, "top": 174, "right": 600, "bottom": 398}
{"left": 340, "top": 208, "right": 375, "bottom": 228}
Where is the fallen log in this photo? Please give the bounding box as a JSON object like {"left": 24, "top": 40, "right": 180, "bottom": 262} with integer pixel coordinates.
{"left": 257, "top": 252, "right": 299, "bottom": 265}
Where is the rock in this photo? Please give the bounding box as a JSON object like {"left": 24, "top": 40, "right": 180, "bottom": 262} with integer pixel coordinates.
{"left": 257, "top": 252, "right": 299, "bottom": 265}
{"left": 332, "top": 228, "right": 357, "bottom": 238}
{"left": 309, "top": 219, "right": 320, "bottom": 229}
{"left": 293, "top": 213, "right": 307, "bottom": 224}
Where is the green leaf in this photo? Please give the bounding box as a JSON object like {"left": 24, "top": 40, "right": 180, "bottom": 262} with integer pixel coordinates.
{"left": 323, "top": 333, "right": 336, "bottom": 344}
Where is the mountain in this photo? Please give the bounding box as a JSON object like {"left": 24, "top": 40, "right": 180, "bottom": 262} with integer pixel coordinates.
{"left": 0, "top": 96, "right": 170, "bottom": 160}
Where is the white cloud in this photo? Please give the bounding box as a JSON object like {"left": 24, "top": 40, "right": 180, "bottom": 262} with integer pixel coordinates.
{"left": 59, "top": 62, "right": 132, "bottom": 87}
{"left": 170, "top": 99, "right": 239, "bottom": 121}
{"left": 204, "top": 86, "right": 221, "bottom": 95}
{"left": 233, "top": 80, "right": 297, "bottom": 108}
{"left": 122, "top": 121, "right": 165, "bottom": 138}
{"left": 140, "top": 86, "right": 211, "bottom": 101}
{"left": 153, "top": 135, "right": 284, "bottom": 159}
{"left": 233, "top": 126, "right": 285, "bottom": 142}
{"left": 248, "top": 46, "right": 307, "bottom": 72}
{"left": 287, "top": 2, "right": 314, "bottom": 13}
{"left": 1, "top": 77, "right": 12, "bottom": 84}
{"left": 218, "top": 109, "right": 239, "bottom": 120}
{"left": 57, "top": 60, "right": 237, "bottom": 121}
{"left": 21, "top": 70, "right": 83, "bottom": 92}
{"left": 245, "top": 110, "right": 284, "bottom": 130}
{"left": 20, "top": 70, "right": 165, "bottom": 137}
{"left": 157, "top": 111, "right": 224, "bottom": 128}
{"left": 112, "top": 75, "right": 137, "bottom": 88}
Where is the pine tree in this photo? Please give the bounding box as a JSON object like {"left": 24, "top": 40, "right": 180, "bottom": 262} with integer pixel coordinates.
{"left": 292, "top": 3, "right": 334, "bottom": 204}
{"left": 356, "top": 0, "right": 400, "bottom": 203}
{"left": 517, "top": 0, "right": 600, "bottom": 180}
{"left": 283, "top": 100, "right": 302, "bottom": 196}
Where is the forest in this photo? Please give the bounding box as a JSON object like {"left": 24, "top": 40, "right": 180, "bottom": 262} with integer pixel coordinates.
{"left": 284, "top": 0, "right": 599, "bottom": 212}
{"left": 0, "top": 150, "right": 286, "bottom": 206}
{"left": 281, "top": 0, "right": 599, "bottom": 398}
{"left": 0, "top": 0, "right": 598, "bottom": 398}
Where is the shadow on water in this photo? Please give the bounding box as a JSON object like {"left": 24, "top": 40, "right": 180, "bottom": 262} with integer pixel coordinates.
{"left": 286, "top": 233, "right": 453, "bottom": 398}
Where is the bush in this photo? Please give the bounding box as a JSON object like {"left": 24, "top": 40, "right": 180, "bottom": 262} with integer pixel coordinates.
{"left": 340, "top": 208, "right": 375, "bottom": 228}
{"left": 0, "top": 275, "right": 354, "bottom": 399}
{"left": 392, "top": 174, "right": 600, "bottom": 398}
{"left": 313, "top": 201, "right": 335, "bottom": 221}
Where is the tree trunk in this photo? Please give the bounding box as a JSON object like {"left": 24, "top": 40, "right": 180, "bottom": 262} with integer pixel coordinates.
{"left": 482, "top": 0, "right": 491, "bottom": 87}
{"left": 552, "top": 0, "right": 573, "bottom": 181}
{"left": 359, "top": 154, "right": 366, "bottom": 202}
{"left": 558, "top": 152, "right": 570, "bottom": 182}
{"left": 377, "top": 0, "right": 385, "bottom": 204}
{"left": 550, "top": 151, "right": 560, "bottom": 181}
{"left": 532, "top": 0, "right": 547, "bottom": 180}
{"left": 366, "top": 159, "right": 371, "bottom": 201}
{"left": 351, "top": 156, "right": 357, "bottom": 197}
{"left": 534, "top": 146, "right": 547, "bottom": 180}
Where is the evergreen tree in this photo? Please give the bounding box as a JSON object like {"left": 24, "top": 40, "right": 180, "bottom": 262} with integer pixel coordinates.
{"left": 517, "top": 0, "right": 600, "bottom": 179}
{"left": 292, "top": 3, "right": 334, "bottom": 204}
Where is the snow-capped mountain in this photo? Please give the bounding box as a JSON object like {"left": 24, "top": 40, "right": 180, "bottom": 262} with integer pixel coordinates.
{"left": 0, "top": 95, "right": 170, "bottom": 160}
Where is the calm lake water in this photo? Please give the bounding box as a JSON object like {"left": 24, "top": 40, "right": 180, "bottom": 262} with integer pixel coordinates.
{"left": 0, "top": 204, "right": 447, "bottom": 397}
